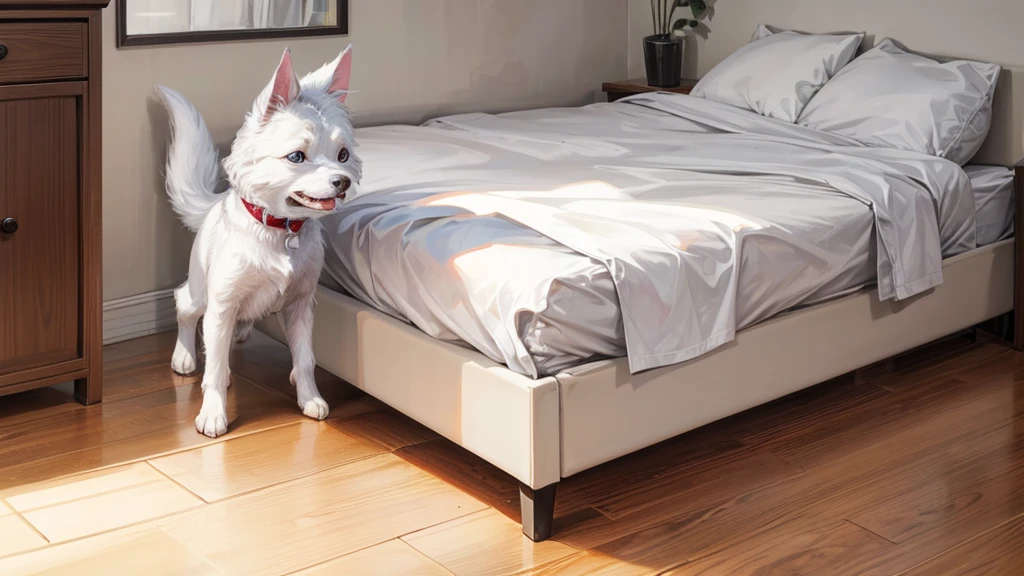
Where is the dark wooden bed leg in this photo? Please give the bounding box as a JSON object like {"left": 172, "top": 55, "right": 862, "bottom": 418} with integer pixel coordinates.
{"left": 1014, "top": 162, "right": 1024, "bottom": 351}
{"left": 520, "top": 482, "right": 557, "bottom": 542}
{"left": 976, "top": 313, "right": 1015, "bottom": 344}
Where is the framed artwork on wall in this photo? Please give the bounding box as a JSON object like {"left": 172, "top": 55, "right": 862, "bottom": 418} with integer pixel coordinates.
{"left": 117, "top": 0, "right": 348, "bottom": 48}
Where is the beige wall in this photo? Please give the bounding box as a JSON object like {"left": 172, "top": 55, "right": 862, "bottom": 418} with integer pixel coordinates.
{"left": 102, "top": 0, "right": 628, "bottom": 301}
{"left": 111, "top": 0, "right": 1024, "bottom": 302}
{"left": 628, "top": 0, "right": 1024, "bottom": 78}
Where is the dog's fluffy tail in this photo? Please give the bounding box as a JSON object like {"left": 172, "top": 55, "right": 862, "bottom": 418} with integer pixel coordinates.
{"left": 156, "top": 85, "right": 221, "bottom": 232}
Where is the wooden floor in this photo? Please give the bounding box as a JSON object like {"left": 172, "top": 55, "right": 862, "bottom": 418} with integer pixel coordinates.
{"left": 1, "top": 330, "right": 1023, "bottom": 575}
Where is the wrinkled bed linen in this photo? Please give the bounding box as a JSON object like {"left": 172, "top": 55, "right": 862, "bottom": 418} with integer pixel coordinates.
{"left": 319, "top": 93, "right": 983, "bottom": 377}
{"left": 965, "top": 165, "right": 1015, "bottom": 246}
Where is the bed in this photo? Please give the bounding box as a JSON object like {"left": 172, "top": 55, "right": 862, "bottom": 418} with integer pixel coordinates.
{"left": 256, "top": 31, "right": 1024, "bottom": 541}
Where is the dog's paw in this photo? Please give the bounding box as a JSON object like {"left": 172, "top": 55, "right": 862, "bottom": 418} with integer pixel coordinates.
{"left": 171, "top": 342, "right": 198, "bottom": 375}
{"left": 301, "top": 396, "right": 330, "bottom": 421}
{"left": 195, "top": 409, "right": 228, "bottom": 438}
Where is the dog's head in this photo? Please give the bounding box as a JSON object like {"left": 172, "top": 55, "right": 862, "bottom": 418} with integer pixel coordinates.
{"left": 223, "top": 46, "right": 361, "bottom": 220}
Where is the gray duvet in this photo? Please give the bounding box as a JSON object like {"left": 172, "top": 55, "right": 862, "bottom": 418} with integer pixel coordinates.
{"left": 319, "top": 93, "right": 987, "bottom": 378}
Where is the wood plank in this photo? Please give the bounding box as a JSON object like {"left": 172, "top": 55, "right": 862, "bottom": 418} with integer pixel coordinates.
{"left": 846, "top": 418, "right": 1024, "bottom": 544}
{"left": 788, "top": 359, "right": 1024, "bottom": 474}
{"left": 0, "top": 330, "right": 373, "bottom": 439}
{"left": 555, "top": 450, "right": 804, "bottom": 552}
{"left": 1, "top": 313, "right": 1022, "bottom": 574}
{"left": 716, "top": 343, "right": 1017, "bottom": 472}
{"left": 155, "top": 453, "right": 487, "bottom": 576}
{"left": 294, "top": 539, "right": 451, "bottom": 575}
{"left": 0, "top": 377, "right": 303, "bottom": 491}
{"left": 101, "top": 330, "right": 178, "bottom": 365}
{"left": 665, "top": 520, "right": 893, "bottom": 575}
{"left": 4, "top": 462, "right": 203, "bottom": 543}
{"left": 806, "top": 430, "right": 1024, "bottom": 575}
{"left": 870, "top": 340, "right": 1016, "bottom": 392}
{"left": 661, "top": 487, "right": 1024, "bottom": 576}
{"left": 0, "top": 336, "right": 194, "bottom": 433}
{"left": 229, "top": 330, "right": 365, "bottom": 411}
{"left": 902, "top": 514, "right": 1024, "bottom": 575}
{"left": 0, "top": 526, "right": 220, "bottom": 576}
{"left": 0, "top": 501, "right": 47, "bottom": 557}
{"left": 403, "top": 509, "right": 577, "bottom": 576}
{"left": 395, "top": 438, "right": 608, "bottom": 534}
{"left": 590, "top": 449, "right": 803, "bottom": 521}
{"left": 106, "top": 330, "right": 368, "bottom": 412}
{"left": 106, "top": 329, "right": 368, "bottom": 413}
{"left": 717, "top": 373, "right": 890, "bottom": 447}
{"left": 99, "top": 357, "right": 200, "bottom": 403}
{"left": 395, "top": 426, "right": 740, "bottom": 525}
{"left": 149, "top": 420, "right": 386, "bottom": 501}
{"left": 553, "top": 366, "right": 1024, "bottom": 574}
{"left": 766, "top": 371, "right": 1022, "bottom": 470}
{"left": 331, "top": 409, "right": 440, "bottom": 452}
{"left": 560, "top": 426, "right": 745, "bottom": 518}
{"left": 519, "top": 552, "right": 654, "bottom": 576}
{"left": 397, "top": 438, "right": 523, "bottom": 520}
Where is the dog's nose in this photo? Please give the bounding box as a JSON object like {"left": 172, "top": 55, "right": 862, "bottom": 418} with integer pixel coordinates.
{"left": 330, "top": 176, "right": 351, "bottom": 192}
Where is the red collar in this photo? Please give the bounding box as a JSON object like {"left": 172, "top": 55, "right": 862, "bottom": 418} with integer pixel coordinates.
{"left": 240, "top": 197, "right": 305, "bottom": 234}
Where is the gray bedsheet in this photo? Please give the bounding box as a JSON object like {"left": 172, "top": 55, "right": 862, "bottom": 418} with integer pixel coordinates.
{"left": 320, "top": 93, "right": 985, "bottom": 378}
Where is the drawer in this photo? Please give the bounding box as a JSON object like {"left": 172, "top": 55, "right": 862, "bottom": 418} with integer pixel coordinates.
{"left": 0, "top": 22, "right": 87, "bottom": 84}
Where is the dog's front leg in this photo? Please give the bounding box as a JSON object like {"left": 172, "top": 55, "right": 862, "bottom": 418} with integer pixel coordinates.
{"left": 283, "top": 296, "right": 329, "bottom": 420}
{"left": 195, "top": 300, "right": 236, "bottom": 437}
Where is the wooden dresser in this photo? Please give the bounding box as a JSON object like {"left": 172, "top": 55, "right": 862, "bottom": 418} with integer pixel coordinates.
{"left": 0, "top": 0, "right": 109, "bottom": 404}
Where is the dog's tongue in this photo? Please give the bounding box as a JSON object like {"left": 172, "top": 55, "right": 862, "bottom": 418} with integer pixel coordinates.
{"left": 293, "top": 193, "right": 337, "bottom": 211}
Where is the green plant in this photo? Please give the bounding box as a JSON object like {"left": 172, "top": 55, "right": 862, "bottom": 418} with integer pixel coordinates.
{"left": 650, "top": 0, "right": 714, "bottom": 39}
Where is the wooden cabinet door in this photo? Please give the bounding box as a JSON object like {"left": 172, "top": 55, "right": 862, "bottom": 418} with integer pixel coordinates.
{"left": 0, "top": 92, "right": 81, "bottom": 376}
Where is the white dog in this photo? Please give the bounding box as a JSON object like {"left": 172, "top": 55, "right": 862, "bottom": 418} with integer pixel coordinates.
{"left": 156, "top": 46, "right": 361, "bottom": 438}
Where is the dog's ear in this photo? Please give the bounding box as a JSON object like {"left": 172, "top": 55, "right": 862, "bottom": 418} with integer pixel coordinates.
{"left": 253, "top": 48, "right": 301, "bottom": 122}
{"left": 301, "top": 44, "right": 352, "bottom": 103}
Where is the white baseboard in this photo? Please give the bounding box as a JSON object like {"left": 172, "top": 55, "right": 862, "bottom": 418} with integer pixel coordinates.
{"left": 103, "top": 288, "right": 177, "bottom": 345}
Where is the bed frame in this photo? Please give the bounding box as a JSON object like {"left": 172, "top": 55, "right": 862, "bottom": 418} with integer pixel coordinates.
{"left": 256, "top": 68, "right": 1024, "bottom": 543}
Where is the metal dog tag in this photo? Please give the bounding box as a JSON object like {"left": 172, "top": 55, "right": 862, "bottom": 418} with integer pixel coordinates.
{"left": 285, "top": 234, "right": 300, "bottom": 251}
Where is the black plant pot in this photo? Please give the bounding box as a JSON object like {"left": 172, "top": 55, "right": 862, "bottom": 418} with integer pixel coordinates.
{"left": 644, "top": 34, "right": 683, "bottom": 88}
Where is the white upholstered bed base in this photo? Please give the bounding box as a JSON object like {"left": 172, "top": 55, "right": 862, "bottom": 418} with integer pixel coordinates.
{"left": 255, "top": 238, "right": 1014, "bottom": 494}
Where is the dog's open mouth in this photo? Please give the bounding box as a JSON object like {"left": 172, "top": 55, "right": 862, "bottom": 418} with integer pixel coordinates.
{"left": 287, "top": 191, "right": 341, "bottom": 211}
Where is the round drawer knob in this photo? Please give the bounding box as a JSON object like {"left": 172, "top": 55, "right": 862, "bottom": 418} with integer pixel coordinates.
{"left": 0, "top": 45, "right": 7, "bottom": 61}
{"left": 1, "top": 218, "right": 18, "bottom": 234}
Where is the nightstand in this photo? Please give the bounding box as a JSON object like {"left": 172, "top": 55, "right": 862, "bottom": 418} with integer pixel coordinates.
{"left": 603, "top": 78, "right": 699, "bottom": 103}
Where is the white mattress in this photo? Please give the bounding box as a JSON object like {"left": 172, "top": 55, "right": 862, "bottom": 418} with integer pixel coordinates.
{"left": 319, "top": 98, "right": 1015, "bottom": 379}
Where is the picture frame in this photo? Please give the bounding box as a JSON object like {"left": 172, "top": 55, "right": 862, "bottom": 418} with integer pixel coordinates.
{"left": 116, "top": 0, "right": 349, "bottom": 48}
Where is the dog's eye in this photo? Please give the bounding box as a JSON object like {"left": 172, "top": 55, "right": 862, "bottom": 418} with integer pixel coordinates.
{"left": 286, "top": 151, "right": 306, "bottom": 164}
{"left": 338, "top": 148, "right": 350, "bottom": 163}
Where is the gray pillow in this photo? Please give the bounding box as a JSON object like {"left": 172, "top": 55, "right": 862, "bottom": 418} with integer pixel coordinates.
{"left": 691, "top": 25, "right": 864, "bottom": 123}
{"left": 798, "top": 39, "right": 1001, "bottom": 166}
